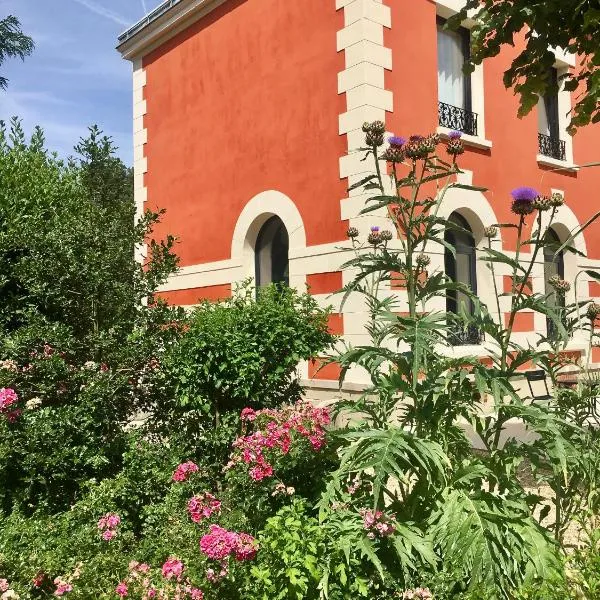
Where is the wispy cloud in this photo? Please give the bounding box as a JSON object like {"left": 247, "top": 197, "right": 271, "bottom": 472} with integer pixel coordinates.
{"left": 141, "top": 0, "right": 148, "bottom": 13}
{"left": 69, "top": 0, "right": 130, "bottom": 26}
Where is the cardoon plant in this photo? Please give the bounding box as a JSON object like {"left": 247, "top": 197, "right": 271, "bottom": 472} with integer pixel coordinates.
{"left": 319, "top": 122, "right": 600, "bottom": 597}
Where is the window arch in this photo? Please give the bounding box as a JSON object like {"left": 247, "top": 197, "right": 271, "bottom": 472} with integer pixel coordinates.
{"left": 444, "top": 212, "right": 480, "bottom": 345}
{"left": 254, "top": 216, "right": 289, "bottom": 288}
{"left": 543, "top": 227, "right": 565, "bottom": 338}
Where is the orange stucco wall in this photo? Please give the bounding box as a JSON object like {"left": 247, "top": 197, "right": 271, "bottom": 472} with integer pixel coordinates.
{"left": 142, "top": 0, "right": 347, "bottom": 267}
{"left": 384, "top": 0, "right": 600, "bottom": 257}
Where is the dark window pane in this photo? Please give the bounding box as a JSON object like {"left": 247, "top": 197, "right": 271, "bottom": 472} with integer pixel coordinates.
{"left": 255, "top": 216, "right": 289, "bottom": 289}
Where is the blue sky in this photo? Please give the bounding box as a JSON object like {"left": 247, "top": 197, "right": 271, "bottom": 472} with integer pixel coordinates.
{"left": 0, "top": 0, "right": 164, "bottom": 164}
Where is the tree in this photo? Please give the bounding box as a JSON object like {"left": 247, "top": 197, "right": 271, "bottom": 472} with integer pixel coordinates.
{"left": 0, "top": 118, "right": 178, "bottom": 355}
{"left": 450, "top": 0, "right": 600, "bottom": 131}
{"left": 0, "top": 15, "right": 34, "bottom": 90}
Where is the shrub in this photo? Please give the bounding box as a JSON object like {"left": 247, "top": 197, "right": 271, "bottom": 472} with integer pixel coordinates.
{"left": 146, "top": 283, "right": 334, "bottom": 475}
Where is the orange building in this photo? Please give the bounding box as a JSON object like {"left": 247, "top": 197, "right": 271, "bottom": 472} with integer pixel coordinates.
{"left": 117, "top": 0, "right": 600, "bottom": 392}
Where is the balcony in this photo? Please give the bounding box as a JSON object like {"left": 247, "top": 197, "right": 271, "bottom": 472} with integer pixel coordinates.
{"left": 438, "top": 101, "right": 478, "bottom": 137}
{"left": 538, "top": 133, "right": 566, "bottom": 161}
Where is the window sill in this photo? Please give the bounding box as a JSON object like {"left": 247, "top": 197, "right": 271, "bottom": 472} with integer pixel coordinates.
{"left": 437, "top": 126, "right": 492, "bottom": 150}
{"left": 536, "top": 154, "right": 578, "bottom": 172}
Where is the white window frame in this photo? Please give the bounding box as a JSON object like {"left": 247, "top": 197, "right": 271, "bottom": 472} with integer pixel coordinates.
{"left": 435, "top": 0, "right": 491, "bottom": 149}
{"left": 536, "top": 50, "right": 576, "bottom": 170}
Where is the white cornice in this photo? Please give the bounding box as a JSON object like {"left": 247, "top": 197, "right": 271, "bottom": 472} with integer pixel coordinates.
{"left": 117, "top": 0, "right": 229, "bottom": 61}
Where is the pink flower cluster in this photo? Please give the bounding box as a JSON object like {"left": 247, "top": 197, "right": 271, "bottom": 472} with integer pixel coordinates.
{"left": 360, "top": 508, "right": 396, "bottom": 539}
{"left": 53, "top": 577, "right": 73, "bottom": 596}
{"left": 0, "top": 579, "right": 9, "bottom": 592}
{"left": 116, "top": 559, "right": 203, "bottom": 599}
{"left": 205, "top": 561, "right": 229, "bottom": 584}
{"left": 0, "top": 387, "right": 21, "bottom": 423}
{"left": 162, "top": 558, "right": 184, "bottom": 581}
{"left": 98, "top": 512, "right": 121, "bottom": 541}
{"left": 199, "top": 525, "right": 258, "bottom": 562}
{"left": 231, "top": 401, "right": 331, "bottom": 482}
{"left": 172, "top": 461, "right": 199, "bottom": 482}
{"left": 187, "top": 493, "right": 221, "bottom": 524}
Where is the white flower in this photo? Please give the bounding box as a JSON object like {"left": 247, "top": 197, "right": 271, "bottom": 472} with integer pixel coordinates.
{"left": 1, "top": 590, "right": 20, "bottom": 600}
{"left": 0, "top": 359, "right": 18, "bottom": 372}
{"left": 25, "top": 397, "right": 42, "bottom": 410}
{"left": 82, "top": 361, "right": 97, "bottom": 370}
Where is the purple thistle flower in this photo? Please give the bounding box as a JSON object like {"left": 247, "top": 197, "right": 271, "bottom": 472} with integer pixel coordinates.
{"left": 370, "top": 226, "right": 380, "bottom": 233}
{"left": 388, "top": 136, "right": 407, "bottom": 148}
{"left": 511, "top": 187, "right": 539, "bottom": 202}
{"left": 448, "top": 130, "right": 462, "bottom": 140}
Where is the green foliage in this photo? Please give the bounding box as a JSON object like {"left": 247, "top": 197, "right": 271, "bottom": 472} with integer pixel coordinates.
{"left": 147, "top": 283, "right": 334, "bottom": 474}
{"left": 0, "top": 15, "right": 34, "bottom": 90}
{"left": 449, "top": 1, "right": 600, "bottom": 131}
{"left": 324, "top": 125, "right": 600, "bottom": 598}
{"left": 0, "top": 119, "right": 177, "bottom": 352}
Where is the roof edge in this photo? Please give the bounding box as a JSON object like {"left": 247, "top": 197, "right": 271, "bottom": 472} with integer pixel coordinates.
{"left": 116, "top": 0, "right": 228, "bottom": 61}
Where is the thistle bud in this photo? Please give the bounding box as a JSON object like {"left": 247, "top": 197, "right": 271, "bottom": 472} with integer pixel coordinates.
{"left": 447, "top": 139, "right": 464, "bottom": 156}
{"left": 549, "top": 192, "right": 565, "bottom": 207}
{"left": 365, "top": 131, "right": 384, "bottom": 147}
{"left": 370, "top": 121, "right": 386, "bottom": 135}
{"left": 416, "top": 254, "right": 431, "bottom": 268}
{"left": 532, "top": 196, "right": 552, "bottom": 211}
{"left": 380, "top": 230, "right": 393, "bottom": 241}
{"left": 548, "top": 275, "right": 571, "bottom": 294}
{"left": 346, "top": 227, "right": 359, "bottom": 239}
{"left": 367, "top": 232, "right": 382, "bottom": 246}
{"left": 587, "top": 302, "right": 600, "bottom": 321}
{"left": 381, "top": 147, "right": 405, "bottom": 163}
{"left": 484, "top": 225, "right": 498, "bottom": 238}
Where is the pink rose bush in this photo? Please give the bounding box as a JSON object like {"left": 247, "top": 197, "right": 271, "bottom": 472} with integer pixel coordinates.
{"left": 172, "top": 461, "right": 199, "bottom": 483}
{"left": 199, "top": 525, "right": 258, "bottom": 562}
{"left": 115, "top": 559, "right": 203, "bottom": 599}
{"left": 0, "top": 388, "right": 21, "bottom": 423}
{"left": 187, "top": 493, "right": 221, "bottom": 524}
{"left": 228, "top": 401, "right": 331, "bottom": 482}
{"left": 98, "top": 512, "right": 121, "bottom": 541}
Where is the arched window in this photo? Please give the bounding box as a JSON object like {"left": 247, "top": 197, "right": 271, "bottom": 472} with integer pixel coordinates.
{"left": 444, "top": 212, "right": 480, "bottom": 345}
{"left": 544, "top": 228, "right": 565, "bottom": 338}
{"left": 255, "top": 216, "right": 289, "bottom": 288}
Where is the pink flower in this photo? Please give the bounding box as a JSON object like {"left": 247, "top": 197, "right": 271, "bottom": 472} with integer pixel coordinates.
{"left": 0, "top": 579, "right": 9, "bottom": 592}
{"left": 200, "top": 526, "right": 259, "bottom": 562}
{"left": 106, "top": 514, "right": 121, "bottom": 528}
{"left": 161, "top": 557, "right": 184, "bottom": 581}
{"left": 172, "top": 461, "right": 199, "bottom": 482}
{"left": 98, "top": 512, "right": 120, "bottom": 530}
{"left": 240, "top": 407, "right": 256, "bottom": 421}
{"left": 102, "top": 529, "right": 116, "bottom": 541}
{"left": 54, "top": 580, "right": 73, "bottom": 596}
{"left": 189, "top": 589, "right": 204, "bottom": 599}
{"left": 360, "top": 508, "right": 396, "bottom": 538}
{"left": 200, "top": 525, "right": 240, "bottom": 560}
{"left": 0, "top": 387, "right": 18, "bottom": 411}
{"left": 234, "top": 533, "right": 259, "bottom": 561}
{"left": 116, "top": 582, "right": 128, "bottom": 597}
{"left": 187, "top": 493, "right": 221, "bottom": 523}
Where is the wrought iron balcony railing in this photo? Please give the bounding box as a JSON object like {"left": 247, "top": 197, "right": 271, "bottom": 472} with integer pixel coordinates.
{"left": 438, "top": 101, "right": 478, "bottom": 137}
{"left": 448, "top": 323, "right": 483, "bottom": 346}
{"left": 538, "top": 133, "right": 566, "bottom": 161}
